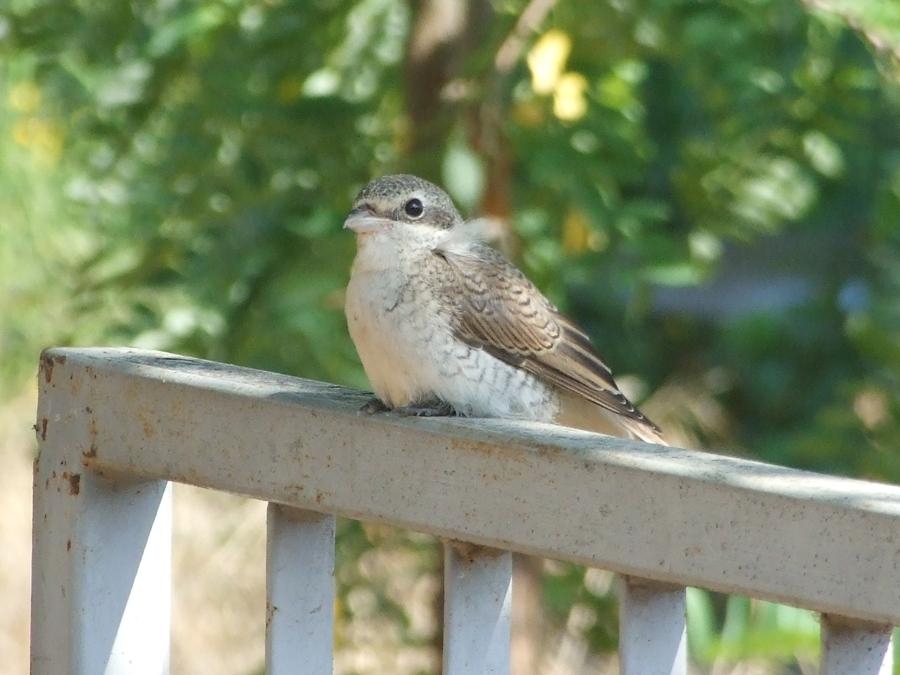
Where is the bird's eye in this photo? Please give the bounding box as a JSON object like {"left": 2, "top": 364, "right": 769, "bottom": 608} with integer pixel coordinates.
{"left": 404, "top": 198, "right": 424, "bottom": 218}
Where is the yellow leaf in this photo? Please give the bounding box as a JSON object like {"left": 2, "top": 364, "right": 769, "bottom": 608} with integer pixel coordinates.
{"left": 527, "top": 30, "right": 571, "bottom": 95}
{"left": 562, "top": 209, "right": 591, "bottom": 255}
{"left": 9, "top": 81, "right": 42, "bottom": 113}
{"left": 12, "top": 117, "right": 63, "bottom": 166}
{"left": 553, "top": 72, "right": 588, "bottom": 121}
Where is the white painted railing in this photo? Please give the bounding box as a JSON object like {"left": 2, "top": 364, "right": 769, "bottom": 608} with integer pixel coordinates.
{"left": 31, "top": 348, "right": 898, "bottom": 674}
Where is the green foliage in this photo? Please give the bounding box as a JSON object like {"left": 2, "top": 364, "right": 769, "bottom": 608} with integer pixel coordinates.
{"left": 3, "top": 0, "right": 899, "bottom": 671}
{"left": 688, "top": 591, "right": 820, "bottom": 669}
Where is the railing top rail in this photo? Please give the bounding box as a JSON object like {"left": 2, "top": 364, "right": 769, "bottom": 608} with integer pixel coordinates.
{"left": 37, "top": 347, "right": 900, "bottom": 625}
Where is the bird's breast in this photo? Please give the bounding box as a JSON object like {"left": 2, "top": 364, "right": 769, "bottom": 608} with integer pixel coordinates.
{"left": 345, "top": 258, "right": 441, "bottom": 407}
{"left": 345, "top": 247, "right": 560, "bottom": 421}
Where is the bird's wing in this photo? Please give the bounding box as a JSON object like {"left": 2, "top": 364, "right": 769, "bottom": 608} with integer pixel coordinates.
{"left": 433, "top": 242, "right": 660, "bottom": 433}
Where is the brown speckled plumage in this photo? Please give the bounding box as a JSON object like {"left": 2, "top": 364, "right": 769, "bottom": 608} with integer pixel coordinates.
{"left": 434, "top": 243, "right": 659, "bottom": 433}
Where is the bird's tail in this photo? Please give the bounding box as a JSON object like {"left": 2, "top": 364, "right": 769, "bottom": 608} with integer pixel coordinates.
{"left": 619, "top": 417, "right": 668, "bottom": 445}
{"left": 556, "top": 393, "right": 668, "bottom": 445}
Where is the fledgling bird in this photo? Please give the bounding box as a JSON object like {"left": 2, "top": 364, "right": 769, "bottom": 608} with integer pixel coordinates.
{"left": 344, "top": 174, "right": 664, "bottom": 444}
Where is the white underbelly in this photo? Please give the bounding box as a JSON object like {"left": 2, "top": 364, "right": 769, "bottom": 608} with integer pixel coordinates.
{"left": 345, "top": 271, "right": 425, "bottom": 407}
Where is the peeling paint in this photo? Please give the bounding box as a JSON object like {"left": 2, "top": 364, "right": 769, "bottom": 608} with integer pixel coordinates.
{"left": 67, "top": 473, "right": 81, "bottom": 495}
{"left": 39, "top": 350, "right": 66, "bottom": 383}
{"left": 82, "top": 444, "right": 98, "bottom": 467}
{"left": 83, "top": 414, "right": 99, "bottom": 465}
{"left": 41, "top": 354, "right": 54, "bottom": 383}
{"left": 447, "top": 539, "right": 507, "bottom": 563}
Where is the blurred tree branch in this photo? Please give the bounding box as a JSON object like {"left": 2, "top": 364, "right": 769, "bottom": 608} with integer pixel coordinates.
{"left": 801, "top": 0, "right": 900, "bottom": 66}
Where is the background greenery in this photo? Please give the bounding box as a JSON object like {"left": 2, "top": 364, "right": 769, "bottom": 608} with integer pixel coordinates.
{"left": 2, "top": 0, "right": 898, "bottom": 673}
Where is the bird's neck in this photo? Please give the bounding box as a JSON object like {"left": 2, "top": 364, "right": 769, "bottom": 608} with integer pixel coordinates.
{"left": 351, "top": 225, "right": 445, "bottom": 275}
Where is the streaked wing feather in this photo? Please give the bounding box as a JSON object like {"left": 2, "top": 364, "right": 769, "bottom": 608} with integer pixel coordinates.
{"left": 435, "top": 244, "right": 660, "bottom": 432}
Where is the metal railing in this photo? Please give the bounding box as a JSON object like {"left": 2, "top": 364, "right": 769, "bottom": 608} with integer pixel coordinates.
{"left": 31, "top": 348, "right": 899, "bottom": 674}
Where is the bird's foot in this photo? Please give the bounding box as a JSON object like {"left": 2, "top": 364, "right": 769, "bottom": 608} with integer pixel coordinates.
{"left": 394, "top": 401, "right": 457, "bottom": 417}
{"left": 359, "top": 397, "right": 389, "bottom": 414}
{"left": 359, "top": 397, "right": 458, "bottom": 417}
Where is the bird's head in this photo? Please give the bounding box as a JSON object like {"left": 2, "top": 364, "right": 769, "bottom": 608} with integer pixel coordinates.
{"left": 344, "top": 174, "right": 463, "bottom": 236}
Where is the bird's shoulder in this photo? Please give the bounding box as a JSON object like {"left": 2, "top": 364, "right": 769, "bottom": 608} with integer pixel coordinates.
{"left": 431, "top": 241, "right": 561, "bottom": 351}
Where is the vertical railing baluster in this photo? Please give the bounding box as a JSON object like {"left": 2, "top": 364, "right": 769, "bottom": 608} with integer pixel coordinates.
{"left": 265, "top": 504, "right": 336, "bottom": 675}
{"left": 31, "top": 453, "right": 171, "bottom": 675}
{"left": 618, "top": 577, "right": 687, "bottom": 675}
{"left": 820, "top": 615, "right": 894, "bottom": 675}
{"left": 443, "top": 543, "right": 512, "bottom": 675}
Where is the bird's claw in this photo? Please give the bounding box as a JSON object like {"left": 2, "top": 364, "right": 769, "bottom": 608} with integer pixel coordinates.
{"left": 359, "top": 397, "right": 457, "bottom": 417}
{"left": 359, "top": 397, "right": 389, "bottom": 414}
{"left": 394, "top": 401, "right": 457, "bottom": 417}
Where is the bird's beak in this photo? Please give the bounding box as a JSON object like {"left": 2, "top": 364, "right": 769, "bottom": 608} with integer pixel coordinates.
{"left": 343, "top": 205, "right": 392, "bottom": 234}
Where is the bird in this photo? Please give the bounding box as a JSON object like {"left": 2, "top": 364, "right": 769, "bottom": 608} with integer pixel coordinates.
{"left": 343, "top": 174, "right": 664, "bottom": 444}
